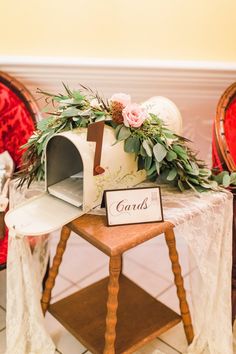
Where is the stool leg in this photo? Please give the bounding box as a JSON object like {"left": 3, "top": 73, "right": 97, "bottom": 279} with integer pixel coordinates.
{"left": 164, "top": 228, "right": 194, "bottom": 345}
{"left": 104, "top": 255, "right": 122, "bottom": 354}
{"left": 41, "top": 225, "right": 71, "bottom": 315}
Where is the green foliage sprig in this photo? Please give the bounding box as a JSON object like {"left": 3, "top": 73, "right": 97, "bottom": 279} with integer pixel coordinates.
{"left": 17, "top": 85, "right": 236, "bottom": 192}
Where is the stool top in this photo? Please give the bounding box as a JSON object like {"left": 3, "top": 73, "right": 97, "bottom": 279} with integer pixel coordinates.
{"left": 68, "top": 214, "right": 173, "bottom": 256}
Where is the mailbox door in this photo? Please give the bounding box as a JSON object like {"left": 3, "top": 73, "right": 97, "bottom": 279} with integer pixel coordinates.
{"left": 5, "top": 193, "right": 84, "bottom": 236}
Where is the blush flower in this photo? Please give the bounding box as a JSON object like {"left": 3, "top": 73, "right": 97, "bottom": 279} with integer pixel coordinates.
{"left": 122, "top": 103, "right": 148, "bottom": 128}
{"left": 110, "top": 93, "right": 131, "bottom": 108}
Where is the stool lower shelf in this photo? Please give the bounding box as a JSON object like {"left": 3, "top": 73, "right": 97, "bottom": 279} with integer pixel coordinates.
{"left": 49, "top": 275, "right": 181, "bottom": 354}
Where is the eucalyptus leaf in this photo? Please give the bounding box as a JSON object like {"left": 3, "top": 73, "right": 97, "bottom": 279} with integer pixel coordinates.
{"left": 138, "top": 156, "right": 145, "bottom": 171}
{"left": 95, "top": 115, "right": 106, "bottom": 122}
{"left": 173, "top": 145, "right": 188, "bottom": 160}
{"left": 198, "top": 168, "right": 211, "bottom": 177}
{"left": 124, "top": 136, "right": 140, "bottom": 154}
{"left": 147, "top": 163, "right": 156, "bottom": 176}
{"left": 187, "top": 161, "right": 199, "bottom": 176}
{"left": 188, "top": 177, "right": 200, "bottom": 185}
{"left": 212, "top": 171, "right": 229, "bottom": 183}
{"left": 222, "top": 174, "right": 231, "bottom": 187}
{"left": 142, "top": 140, "right": 152, "bottom": 157}
{"left": 72, "top": 91, "right": 85, "bottom": 101}
{"left": 115, "top": 124, "right": 123, "bottom": 139}
{"left": 37, "top": 117, "right": 53, "bottom": 131}
{"left": 199, "top": 182, "right": 213, "bottom": 189}
{"left": 163, "top": 131, "right": 176, "bottom": 139}
{"left": 140, "top": 145, "right": 147, "bottom": 157}
{"left": 186, "top": 179, "right": 198, "bottom": 193}
{"left": 153, "top": 143, "right": 167, "bottom": 162}
{"left": 58, "top": 98, "right": 75, "bottom": 105}
{"left": 61, "top": 107, "right": 80, "bottom": 117}
{"left": 94, "top": 110, "right": 105, "bottom": 116}
{"left": 178, "top": 179, "right": 185, "bottom": 192}
{"left": 144, "top": 156, "right": 152, "bottom": 170}
{"left": 230, "top": 172, "right": 236, "bottom": 185}
{"left": 208, "top": 180, "right": 218, "bottom": 189}
{"left": 167, "top": 168, "right": 177, "bottom": 181}
{"left": 37, "top": 132, "right": 50, "bottom": 144}
{"left": 155, "top": 161, "right": 160, "bottom": 174}
{"left": 166, "top": 150, "right": 177, "bottom": 161}
{"left": 117, "top": 126, "right": 131, "bottom": 141}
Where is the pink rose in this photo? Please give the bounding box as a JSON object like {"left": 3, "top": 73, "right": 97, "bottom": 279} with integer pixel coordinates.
{"left": 122, "top": 103, "right": 148, "bottom": 128}
{"left": 110, "top": 93, "right": 131, "bottom": 108}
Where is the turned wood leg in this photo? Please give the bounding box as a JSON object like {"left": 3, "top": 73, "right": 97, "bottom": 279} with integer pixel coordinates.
{"left": 164, "top": 228, "right": 194, "bottom": 345}
{"left": 41, "top": 225, "right": 71, "bottom": 315}
{"left": 104, "top": 255, "right": 122, "bottom": 354}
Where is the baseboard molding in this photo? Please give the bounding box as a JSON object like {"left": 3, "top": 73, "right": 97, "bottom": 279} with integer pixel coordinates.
{"left": 0, "top": 56, "right": 235, "bottom": 163}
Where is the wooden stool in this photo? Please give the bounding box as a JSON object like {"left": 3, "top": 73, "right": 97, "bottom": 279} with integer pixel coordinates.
{"left": 41, "top": 214, "right": 194, "bottom": 354}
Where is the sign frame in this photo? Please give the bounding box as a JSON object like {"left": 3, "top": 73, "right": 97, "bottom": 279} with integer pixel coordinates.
{"left": 104, "top": 186, "right": 164, "bottom": 227}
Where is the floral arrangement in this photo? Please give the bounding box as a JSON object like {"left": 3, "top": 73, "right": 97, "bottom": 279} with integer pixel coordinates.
{"left": 17, "top": 85, "right": 236, "bottom": 191}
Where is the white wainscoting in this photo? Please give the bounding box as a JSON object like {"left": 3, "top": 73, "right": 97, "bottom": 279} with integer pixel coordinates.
{"left": 1, "top": 56, "right": 236, "bottom": 164}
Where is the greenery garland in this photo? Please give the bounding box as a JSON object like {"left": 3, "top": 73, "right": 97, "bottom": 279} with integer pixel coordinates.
{"left": 17, "top": 84, "right": 236, "bottom": 192}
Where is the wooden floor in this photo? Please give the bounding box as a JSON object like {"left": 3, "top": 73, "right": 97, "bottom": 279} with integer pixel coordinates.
{"left": 49, "top": 275, "right": 181, "bottom": 354}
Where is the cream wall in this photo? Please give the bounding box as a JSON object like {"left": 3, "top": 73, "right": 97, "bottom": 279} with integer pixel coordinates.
{"left": 0, "top": 0, "right": 236, "bottom": 61}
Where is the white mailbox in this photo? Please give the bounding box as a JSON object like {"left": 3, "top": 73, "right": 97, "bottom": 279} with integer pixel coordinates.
{"left": 5, "top": 124, "right": 146, "bottom": 236}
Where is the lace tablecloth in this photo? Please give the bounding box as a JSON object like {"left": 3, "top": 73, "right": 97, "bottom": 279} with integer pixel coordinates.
{"left": 5, "top": 183, "right": 233, "bottom": 354}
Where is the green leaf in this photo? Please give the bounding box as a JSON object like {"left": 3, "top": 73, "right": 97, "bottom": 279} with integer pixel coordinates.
{"left": 144, "top": 156, "right": 152, "bottom": 170}
{"left": 61, "top": 107, "right": 80, "bottom": 117}
{"left": 223, "top": 174, "right": 231, "bottom": 187}
{"left": 166, "top": 150, "right": 177, "bottom": 161}
{"left": 147, "top": 163, "right": 156, "bottom": 176}
{"left": 198, "top": 168, "right": 211, "bottom": 177}
{"left": 163, "top": 131, "right": 176, "bottom": 139}
{"left": 72, "top": 91, "right": 85, "bottom": 101}
{"left": 95, "top": 115, "right": 106, "bottom": 122}
{"left": 94, "top": 110, "right": 105, "bottom": 116}
{"left": 230, "top": 172, "right": 236, "bottom": 185}
{"left": 140, "top": 145, "right": 147, "bottom": 157}
{"left": 186, "top": 179, "right": 198, "bottom": 193}
{"left": 142, "top": 140, "right": 152, "bottom": 157}
{"left": 153, "top": 143, "right": 167, "bottom": 162}
{"left": 177, "top": 179, "right": 185, "bottom": 192}
{"left": 58, "top": 98, "right": 74, "bottom": 105}
{"left": 208, "top": 180, "right": 218, "bottom": 189}
{"left": 155, "top": 161, "right": 160, "bottom": 174}
{"left": 167, "top": 168, "right": 177, "bottom": 181}
{"left": 79, "top": 118, "right": 88, "bottom": 127}
{"left": 37, "top": 117, "right": 53, "bottom": 131}
{"left": 115, "top": 124, "right": 123, "bottom": 139}
{"left": 138, "top": 156, "right": 145, "bottom": 171}
{"left": 188, "top": 177, "right": 200, "bottom": 185}
{"left": 37, "top": 132, "right": 50, "bottom": 144}
{"left": 117, "top": 126, "right": 131, "bottom": 141}
{"left": 186, "top": 161, "right": 199, "bottom": 176}
{"left": 124, "top": 136, "right": 141, "bottom": 154}
{"left": 149, "top": 113, "right": 163, "bottom": 125}
{"left": 173, "top": 144, "right": 186, "bottom": 154}
{"left": 194, "top": 185, "right": 207, "bottom": 193}
{"left": 199, "top": 182, "right": 213, "bottom": 189}
{"left": 173, "top": 145, "right": 188, "bottom": 160}
{"left": 212, "top": 171, "right": 228, "bottom": 183}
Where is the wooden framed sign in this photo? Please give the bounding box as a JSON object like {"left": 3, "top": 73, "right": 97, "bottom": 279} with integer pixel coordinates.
{"left": 104, "top": 187, "right": 164, "bottom": 226}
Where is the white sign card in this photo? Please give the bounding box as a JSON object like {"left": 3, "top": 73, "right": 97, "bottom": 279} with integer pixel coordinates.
{"left": 104, "top": 187, "right": 164, "bottom": 226}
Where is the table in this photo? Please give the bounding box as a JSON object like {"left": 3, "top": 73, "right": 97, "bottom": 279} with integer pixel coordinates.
{"left": 41, "top": 214, "right": 194, "bottom": 354}
{"left": 5, "top": 186, "right": 233, "bottom": 354}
